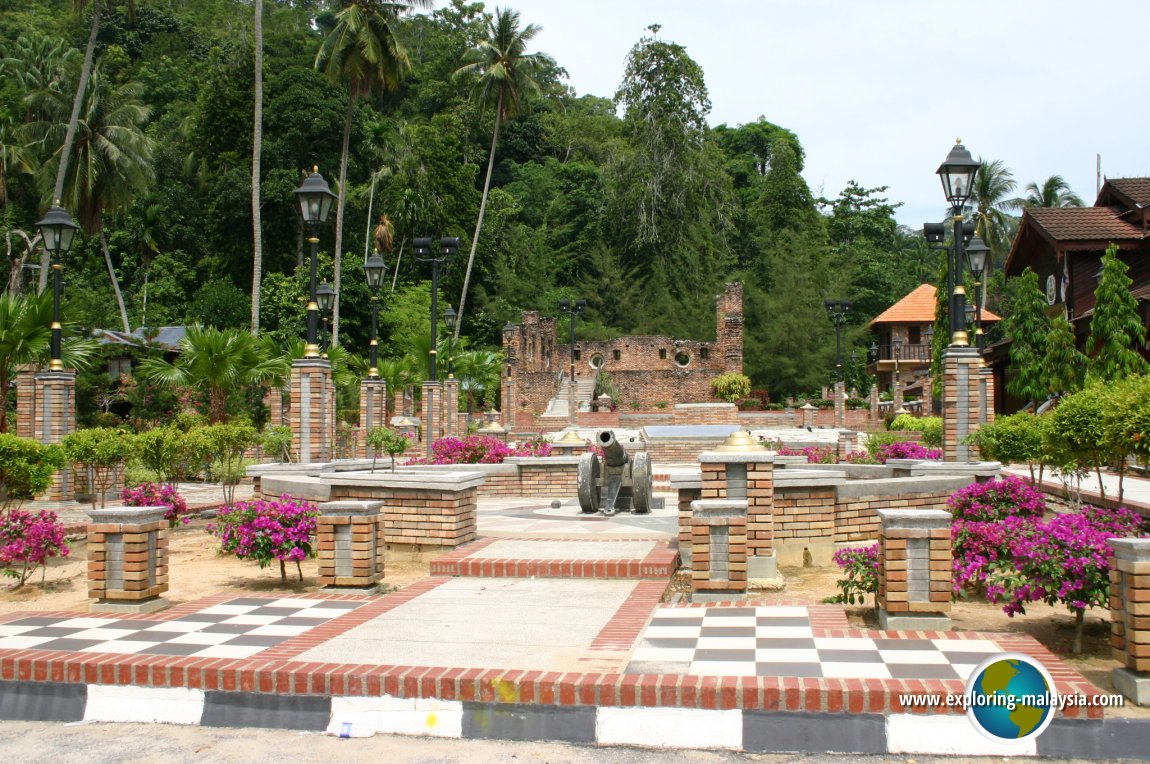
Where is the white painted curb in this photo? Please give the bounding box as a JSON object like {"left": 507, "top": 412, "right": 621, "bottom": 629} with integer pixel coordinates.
{"left": 83, "top": 685, "right": 205, "bottom": 725}
{"left": 327, "top": 695, "right": 464, "bottom": 738}
{"left": 886, "top": 714, "right": 1036, "bottom": 756}
{"left": 596, "top": 706, "right": 743, "bottom": 750}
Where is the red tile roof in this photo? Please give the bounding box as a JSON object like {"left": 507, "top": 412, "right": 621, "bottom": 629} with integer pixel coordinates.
{"left": 1026, "top": 206, "right": 1145, "bottom": 242}
{"left": 869, "top": 283, "right": 1000, "bottom": 325}
{"left": 1107, "top": 178, "right": 1150, "bottom": 207}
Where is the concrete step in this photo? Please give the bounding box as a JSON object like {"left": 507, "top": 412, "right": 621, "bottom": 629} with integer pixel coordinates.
{"left": 430, "top": 538, "right": 679, "bottom": 579}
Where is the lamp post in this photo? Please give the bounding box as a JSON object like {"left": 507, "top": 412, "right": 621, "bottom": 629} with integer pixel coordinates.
{"left": 443, "top": 306, "right": 456, "bottom": 379}
{"left": 964, "top": 235, "right": 990, "bottom": 351}
{"left": 559, "top": 299, "right": 587, "bottom": 426}
{"left": 293, "top": 169, "right": 337, "bottom": 357}
{"left": 823, "top": 299, "right": 851, "bottom": 381}
{"left": 363, "top": 251, "right": 387, "bottom": 377}
{"left": 414, "top": 237, "right": 458, "bottom": 382}
{"left": 35, "top": 203, "right": 79, "bottom": 372}
{"left": 892, "top": 336, "right": 904, "bottom": 414}
{"left": 317, "top": 281, "right": 335, "bottom": 355}
{"left": 934, "top": 141, "right": 980, "bottom": 346}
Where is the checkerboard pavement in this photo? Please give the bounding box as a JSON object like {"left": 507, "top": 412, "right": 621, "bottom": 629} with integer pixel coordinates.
{"left": 626, "top": 605, "right": 1004, "bottom": 680}
{"left": 0, "top": 597, "right": 364, "bottom": 660}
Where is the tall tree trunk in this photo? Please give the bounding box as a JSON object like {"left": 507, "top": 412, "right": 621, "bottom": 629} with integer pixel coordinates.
{"left": 331, "top": 96, "right": 354, "bottom": 348}
{"left": 100, "top": 225, "right": 131, "bottom": 333}
{"left": 42, "top": 1, "right": 101, "bottom": 294}
{"left": 455, "top": 91, "right": 502, "bottom": 341}
{"left": 249, "top": 0, "right": 264, "bottom": 335}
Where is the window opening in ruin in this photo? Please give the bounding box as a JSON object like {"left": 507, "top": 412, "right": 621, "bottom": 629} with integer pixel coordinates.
{"left": 589, "top": 353, "right": 604, "bottom": 369}
{"left": 612, "top": 349, "right": 620, "bottom": 361}
{"left": 574, "top": 349, "right": 581, "bottom": 361}
{"left": 675, "top": 352, "right": 691, "bottom": 367}
{"left": 659, "top": 349, "right": 667, "bottom": 360}
{"left": 700, "top": 347, "right": 709, "bottom": 360}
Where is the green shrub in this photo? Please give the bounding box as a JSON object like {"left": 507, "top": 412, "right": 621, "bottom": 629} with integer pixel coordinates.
{"left": 189, "top": 423, "right": 259, "bottom": 506}
{"left": 711, "top": 373, "right": 752, "bottom": 403}
{"left": 365, "top": 427, "right": 411, "bottom": 472}
{"left": 0, "top": 435, "right": 65, "bottom": 508}
{"left": 889, "top": 414, "right": 942, "bottom": 447}
{"left": 62, "top": 428, "right": 137, "bottom": 509}
{"left": 134, "top": 426, "right": 195, "bottom": 485}
{"left": 261, "top": 425, "right": 293, "bottom": 463}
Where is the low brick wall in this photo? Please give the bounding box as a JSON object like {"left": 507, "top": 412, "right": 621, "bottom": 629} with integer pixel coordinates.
{"left": 327, "top": 485, "right": 477, "bottom": 548}
{"left": 674, "top": 403, "right": 738, "bottom": 424}
{"left": 775, "top": 486, "right": 836, "bottom": 545}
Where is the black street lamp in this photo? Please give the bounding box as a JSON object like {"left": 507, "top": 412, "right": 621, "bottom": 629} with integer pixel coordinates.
{"left": 415, "top": 236, "right": 459, "bottom": 382}
{"left": 363, "top": 251, "right": 387, "bottom": 378}
{"left": 35, "top": 203, "right": 79, "bottom": 372}
{"left": 559, "top": 299, "right": 587, "bottom": 423}
{"left": 934, "top": 140, "right": 980, "bottom": 346}
{"left": 443, "top": 306, "right": 457, "bottom": 379}
{"left": 965, "top": 235, "right": 990, "bottom": 351}
{"left": 892, "top": 336, "right": 905, "bottom": 413}
{"left": 317, "top": 281, "right": 335, "bottom": 355}
{"left": 293, "top": 169, "right": 337, "bottom": 358}
{"left": 823, "top": 299, "right": 852, "bottom": 381}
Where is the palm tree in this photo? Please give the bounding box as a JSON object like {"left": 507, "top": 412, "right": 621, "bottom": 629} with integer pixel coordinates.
{"left": 250, "top": 0, "right": 265, "bottom": 335}
{"left": 1022, "top": 175, "right": 1085, "bottom": 208}
{"left": 969, "top": 159, "right": 1021, "bottom": 265}
{"left": 453, "top": 348, "right": 500, "bottom": 413}
{"left": 30, "top": 64, "right": 153, "bottom": 333}
{"left": 452, "top": 8, "right": 553, "bottom": 340}
{"left": 140, "top": 327, "right": 288, "bottom": 423}
{"left": 315, "top": 0, "right": 428, "bottom": 348}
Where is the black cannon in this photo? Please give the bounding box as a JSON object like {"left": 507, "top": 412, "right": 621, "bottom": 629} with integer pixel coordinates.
{"left": 577, "top": 431, "right": 652, "bottom": 515}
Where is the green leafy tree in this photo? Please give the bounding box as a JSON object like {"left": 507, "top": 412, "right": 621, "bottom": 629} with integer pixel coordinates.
{"left": 1044, "top": 384, "right": 1116, "bottom": 501}
{"left": 140, "top": 326, "right": 287, "bottom": 423}
{"left": 365, "top": 426, "right": 408, "bottom": 471}
{"left": 1022, "top": 175, "right": 1085, "bottom": 208}
{"left": 1003, "top": 268, "right": 1049, "bottom": 404}
{"left": 964, "top": 412, "right": 1045, "bottom": 485}
{"left": 190, "top": 422, "right": 258, "bottom": 506}
{"left": 62, "top": 426, "right": 137, "bottom": 509}
{"left": 316, "top": 0, "right": 428, "bottom": 347}
{"left": 452, "top": 7, "right": 553, "bottom": 339}
{"left": 711, "top": 373, "right": 751, "bottom": 403}
{"left": 1043, "top": 310, "right": 1085, "bottom": 397}
{"left": 1086, "top": 244, "right": 1148, "bottom": 382}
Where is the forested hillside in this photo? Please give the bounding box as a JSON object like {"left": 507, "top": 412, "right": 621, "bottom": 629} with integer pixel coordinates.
{"left": 1, "top": 0, "right": 938, "bottom": 396}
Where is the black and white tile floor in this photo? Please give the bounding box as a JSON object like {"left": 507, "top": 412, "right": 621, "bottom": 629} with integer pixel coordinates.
{"left": 0, "top": 597, "right": 362, "bottom": 659}
{"left": 626, "top": 606, "right": 1003, "bottom": 679}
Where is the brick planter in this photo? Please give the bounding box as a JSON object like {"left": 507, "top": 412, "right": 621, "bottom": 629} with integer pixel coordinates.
{"left": 699, "top": 452, "right": 775, "bottom": 580}
{"left": 689, "top": 500, "right": 747, "bottom": 599}
{"left": 1110, "top": 538, "right": 1150, "bottom": 705}
{"left": 876, "top": 509, "right": 951, "bottom": 630}
{"left": 86, "top": 506, "right": 170, "bottom": 613}
{"left": 316, "top": 501, "right": 385, "bottom": 591}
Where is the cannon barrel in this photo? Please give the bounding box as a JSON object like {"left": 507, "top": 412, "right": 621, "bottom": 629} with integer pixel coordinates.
{"left": 597, "top": 430, "right": 629, "bottom": 468}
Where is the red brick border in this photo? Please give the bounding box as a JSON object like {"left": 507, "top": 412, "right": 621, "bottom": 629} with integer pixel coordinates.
{"left": 429, "top": 539, "right": 679, "bottom": 580}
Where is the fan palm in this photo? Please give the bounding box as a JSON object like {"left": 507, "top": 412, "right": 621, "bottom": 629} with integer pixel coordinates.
{"left": 30, "top": 64, "right": 153, "bottom": 333}
{"left": 315, "top": 0, "right": 429, "bottom": 348}
{"left": 1022, "top": 175, "right": 1085, "bottom": 208}
{"left": 140, "top": 327, "right": 288, "bottom": 423}
{"left": 452, "top": 8, "right": 553, "bottom": 340}
{"left": 453, "top": 348, "right": 500, "bottom": 412}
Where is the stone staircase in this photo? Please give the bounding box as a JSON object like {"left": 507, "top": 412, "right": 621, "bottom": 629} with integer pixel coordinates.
{"left": 542, "top": 376, "right": 597, "bottom": 417}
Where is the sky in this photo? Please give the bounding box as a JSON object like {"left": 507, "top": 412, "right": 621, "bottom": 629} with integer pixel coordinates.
{"left": 483, "top": 0, "right": 1149, "bottom": 228}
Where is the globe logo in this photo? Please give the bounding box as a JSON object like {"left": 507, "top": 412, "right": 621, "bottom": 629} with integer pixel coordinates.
{"left": 965, "top": 653, "right": 1056, "bottom": 743}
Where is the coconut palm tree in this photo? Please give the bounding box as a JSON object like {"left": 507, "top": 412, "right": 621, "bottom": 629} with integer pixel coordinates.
{"left": 969, "top": 159, "right": 1021, "bottom": 266}
{"left": 452, "top": 8, "right": 553, "bottom": 340}
{"left": 1022, "top": 175, "right": 1085, "bottom": 208}
{"left": 30, "top": 64, "right": 153, "bottom": 333}
{"left": 250, "top": 0, "right": 265, "bottom": 335}
{"left": 315, "top": 0, "right": 429, "bottom": 348}
{"left": 140, "top": 327, "right": 288, "bottom": 423}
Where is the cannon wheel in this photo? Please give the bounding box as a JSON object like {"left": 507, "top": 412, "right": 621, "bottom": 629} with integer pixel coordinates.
{"left": 631, "top": 452, "right": 652, "bottom": 514}
{"left": 577, "top": 452, "right": 600, "bottom": 514}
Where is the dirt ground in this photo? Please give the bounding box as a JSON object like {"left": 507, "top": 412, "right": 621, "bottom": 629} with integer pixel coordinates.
{"left": 2, "top": 526, "right": 1146, "bottom": 717}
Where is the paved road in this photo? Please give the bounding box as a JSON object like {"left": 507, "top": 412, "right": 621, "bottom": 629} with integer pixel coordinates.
{"left": 0, "top": 721, "right": 1052, "bottom": 764}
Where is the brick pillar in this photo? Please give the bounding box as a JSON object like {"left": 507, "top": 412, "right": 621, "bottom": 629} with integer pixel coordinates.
{"left": 923, "top": 377, "right": 933, "bottom": 417}
{"left": 869, "top": 384, "right": 879, "bottom": 422}
{"left": 86, "top": 506, "right": 170, "bottom": 613}
{"left": 442, "top": 378, "right": 459, "bottom": 438}
{"left": 264, "top": 387, "right": 285, "bottom": 428}
{"left": 290, "top": 358, "right": 333, "bottom": 464}
{"left": 800, "top": 403, "right": 816, "bottom": 429}
{"left": 689, "top": 500, "right": 747, "bottom": 600}
{"left": 980, "top": 365, "right": 995, "bottom": 426}
{"left": 701, "top": 452, "right": 776, "bottom": 580}
{"left": 1110, "top": 539, "right": 1150, "bottom": 705}
{"left": 317, "top": 501, "right": 385, "bottom": 591}
{"left": 837, "top": 430, "right": 859, "bottom": 461}
{"left": 14, "top": 365, "right": 36, "bottom": 440}
{"left": 877, "top": 509, "right": 951, "bottom": 630}
{"left": 833, "top": 381, "right": 845, "bottom": 428}
{"left": 359, "top": 379, "right": 387, "bottom": 458}
{"left": 941, "top": 346, "right": 984, "bottom": 462}
{"left": 34, "top": 370, "right": 76, "bottom": 501}
{"left": 393, "top": 390, "right": 406, "bottom": 418}
{"left": 421, "top": 381, "right": 441, "bottom": 457}
{"left": 675, "top": 483, "right": 701, "bottom": 566}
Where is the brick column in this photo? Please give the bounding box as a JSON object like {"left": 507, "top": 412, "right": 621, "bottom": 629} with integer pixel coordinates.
{"left": 264, "top": 387, "right": 285, "bottom": 428}
{"left": 869, "top": 384, "right": 879, "bottom": 422}
{"left": 833, "top": 381, "right": 845, "bottom": 428}
{"left": 1110, "top": 538, "right": 1150, "bottom": 705}
{"left": 327, "top": 375, "right": 338, "bottom": 455}
{"left": 421, "top": 381, "right": 441, "bottom": 457}
{"left": 837, "top": 430, "right": 860, "bottom": 461}
{"left": 876, "top": 509, "right": 951, "bottom": 630}
{"left": 291, "top": 358, "right": 333, "bottom": 464}
{"left": 689, "top": 500, "right": 747, "bottom": 600}
{"left": 316, "top": 501, "right": 385, "bottom": 592}
{"left": 941, "top": 346, "right": 984, "bottom": 462}
{"left": 800, "top": 403, "right": 816, "bottom": 429}
{"left": 14, "top": 365, "right": 36, "bottom": 440}
{"left": 671, "top": 476, "right": 702, "bottom": 566}
{"left": 394, "top": 390, "right": 407, "bottom": 417}
{"left": 86, "top": 506, "right": 169, "bottom": 613}
{"left": 442, "top": 378, "right": 460, "bottom": 438}
{"left": 923, "top": 377, "right": 934, "bottom": 417}
{"left": 700, "top": 451, "right": 776, "bottom": 581}
{"left": 33, "top": 370, "right": 76, "bottom": 501}
{"left": 359, "top": 379, "right": 387, "bottom": 458}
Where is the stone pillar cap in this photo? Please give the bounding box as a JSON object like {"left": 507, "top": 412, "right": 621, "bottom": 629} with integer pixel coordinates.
{"left": 876, "top": 508, "right": 951, "bottom": 528}
{"left": 87, "top": 505, "right": 168, "bottom": 524}
{"left": 317, "top": 500, "right": 384, "bottom": 516}
{"left": 1110, "top": 538, "right": 1150, "bottom": 557}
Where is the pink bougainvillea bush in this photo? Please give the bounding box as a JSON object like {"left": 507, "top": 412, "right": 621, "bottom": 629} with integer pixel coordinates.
{"left": 0, "top": 509, "right": 69, "bottom": 588}
{"left": 825, "top": 544, "right": 879, "bottom": 607}
{"left": 774, "top": 445, "right": 836, "bottom": 464}
{"left": 207, "top": 496, "right": 318, "bottom": 582}
{"left": 121, "top": 482, "right": 190, "bottom": 527}
{"left": 407, "top": 435, "right": 553, "bottom": 465}
{"left": 874, "top": 441, "right": 942, "bottom": 461}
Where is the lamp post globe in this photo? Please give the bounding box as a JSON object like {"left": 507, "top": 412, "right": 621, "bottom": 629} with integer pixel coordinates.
{"left": 35, "top": 202, "right": 80, "bottom": 371}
